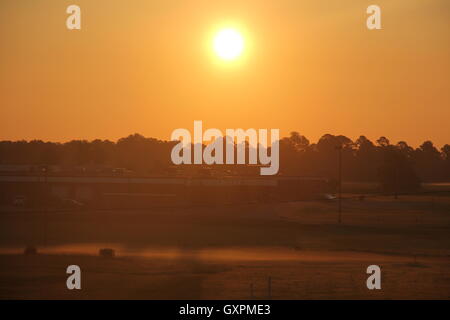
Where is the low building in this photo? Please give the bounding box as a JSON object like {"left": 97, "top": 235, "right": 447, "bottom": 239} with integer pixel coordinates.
{"left": 0, "top": 175, "right": 330, "bottom": 209}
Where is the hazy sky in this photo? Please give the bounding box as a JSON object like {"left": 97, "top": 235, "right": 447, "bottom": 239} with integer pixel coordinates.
{"left": 0, "top": 0, "right": 449, "bottom": 147}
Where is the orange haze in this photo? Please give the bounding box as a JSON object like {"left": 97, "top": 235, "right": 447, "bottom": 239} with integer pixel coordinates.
{"left": 0, "top": 0, "right": 449, "bottom": 147}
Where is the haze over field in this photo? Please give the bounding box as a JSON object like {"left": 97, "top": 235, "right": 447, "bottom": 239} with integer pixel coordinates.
{"left": 1, "top": 196, "right": 450, "bottom": 299}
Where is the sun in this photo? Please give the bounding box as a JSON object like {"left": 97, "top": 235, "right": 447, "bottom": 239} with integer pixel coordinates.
{"left": 213, "top": 28, "right": 244, "bottom": 61}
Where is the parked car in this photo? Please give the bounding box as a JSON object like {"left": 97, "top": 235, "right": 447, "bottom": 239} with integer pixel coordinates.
{"left": 13, "top": 195, "right": 27, "bottom": 207}
{"left": 61, "top": 198, "right": 85, "bottom": 209}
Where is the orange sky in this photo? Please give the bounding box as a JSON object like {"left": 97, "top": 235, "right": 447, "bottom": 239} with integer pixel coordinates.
{"left": 0, "top": 0, "right": 449, "bottom": 147}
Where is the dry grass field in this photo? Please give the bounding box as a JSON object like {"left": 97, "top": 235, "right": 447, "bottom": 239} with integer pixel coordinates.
{"left": 0, "top": 193, "right": 449, "bottom": 299}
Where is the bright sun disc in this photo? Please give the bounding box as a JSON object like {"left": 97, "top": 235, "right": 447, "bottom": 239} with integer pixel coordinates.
{"left": 213, "top": 28, "right": 244, "bottom": 61}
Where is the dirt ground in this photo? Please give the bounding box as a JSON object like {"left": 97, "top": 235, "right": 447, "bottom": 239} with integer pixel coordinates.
{"left": 0, "top": 194, "right": 449, "bottom": 299}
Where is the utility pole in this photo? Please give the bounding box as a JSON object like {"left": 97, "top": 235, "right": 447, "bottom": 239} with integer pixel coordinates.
{"left": 336, "top": 145, "right": 342, "bottom": 224}
{"left": 394, "top": 166, "right": 398, "bottom": 199}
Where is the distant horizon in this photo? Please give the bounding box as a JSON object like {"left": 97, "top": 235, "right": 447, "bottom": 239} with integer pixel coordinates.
{"left": 1, "top": 131, "right": 448, "bottom": 150}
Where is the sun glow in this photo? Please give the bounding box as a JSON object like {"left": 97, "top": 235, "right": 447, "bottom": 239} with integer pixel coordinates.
{"left": 213, "top": 28, "right": 244, "bottom": 61}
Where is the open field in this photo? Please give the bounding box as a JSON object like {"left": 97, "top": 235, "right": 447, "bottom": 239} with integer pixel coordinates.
{"left": 0, "top": 194, "right": 449, "bottom": 299}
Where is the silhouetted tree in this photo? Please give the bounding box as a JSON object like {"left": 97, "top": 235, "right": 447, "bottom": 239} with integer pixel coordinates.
{"left": 377, "top": 144, "right": 420, "bottom": 193}
{"left": 414, "top": 141, "right": 443, "bottom": 181}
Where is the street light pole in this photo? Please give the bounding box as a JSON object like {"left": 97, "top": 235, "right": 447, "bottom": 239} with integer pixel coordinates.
{"left": 336, "top": 145, "right": 342, "bottom": 224}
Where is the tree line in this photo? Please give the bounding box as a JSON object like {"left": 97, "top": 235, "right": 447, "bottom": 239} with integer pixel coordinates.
{"left": 0, "top": 133, "right": 449, "bottom": 190}
{"left": 279, "top": 133, "right": 450, "bottom": 191}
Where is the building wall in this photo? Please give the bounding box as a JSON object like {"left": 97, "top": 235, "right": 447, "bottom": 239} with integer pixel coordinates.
{"left": 0, "top": 176, "right": 329, "bottom": 208}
